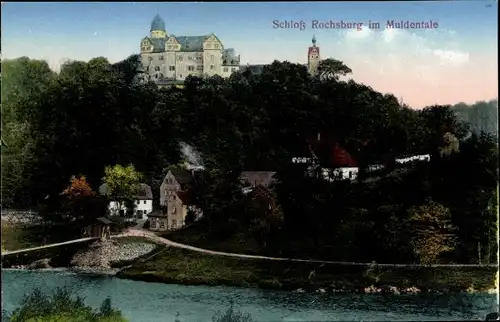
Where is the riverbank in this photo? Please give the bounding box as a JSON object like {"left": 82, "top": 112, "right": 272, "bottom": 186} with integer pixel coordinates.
{"left": 117, "top": 246, "right": 498, "bottom": 294}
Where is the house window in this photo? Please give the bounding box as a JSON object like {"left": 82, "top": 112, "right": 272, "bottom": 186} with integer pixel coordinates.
{"left": 206, "top": 43, "right": 212, "bottom": 48}
{"left": 155, "top": 66, "right": 160, "bottom": 71}
{"left": 179, "top": 74, "right": 183, "bottom": 78}
{"left": 159, "top": 220, "right": 165, "bottom": 229}
{"left": 155, "top": 74, "right": 158, "bottom": 79}
{"left": 172, "top": 220, "right": 177, "bottom": 229}
{"left": 196, "top": 65, "right": 203, "bottom": 71}
{"left": 169, "top": 66, "right": 175, "bottom": 71}
{"left": 159, "top": 55, "right": 164, "bottom": 60}
{"left": 136, "top": 200, "right": 139, "bottom": 205}
{"left": 210, "top": 65, "right": 214, "bottom": 70}
{"left": 150, "top": 219, "right": 156, "bottom": 228}
{"left": 215, "top": 44, "right": 220, "bottom": 49}
{"left": 143, "top": 200, "right": 146, "bottom": 204}
{"left": 223, "top": 67, "right": 228, "bottom": 72}
{"left": 188, "top": 65, "right": 194, "bottom": 71}
{"left": 171, "top": 207, "right": 176, "bottom": 214}
{"left": 349, "top": 171, "right": 353, "bottom": 179}
{"left": 188, "top": 56, "right": 193, "bottom": 60}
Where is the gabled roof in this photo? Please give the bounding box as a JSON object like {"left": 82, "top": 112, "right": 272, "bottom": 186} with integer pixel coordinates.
{"left": 98, "top": 183, "right": 153, "bottom": 200}
{"left": 168, "top": 35, "right": 211, "bottom": 52}
{"left": 240, "top": 171, "right": 277, "bottom": 187}
{"left": 169, "top": 168, "right": 193, "bottom": 184}
{"left": 308, "top": 134, "right": 358, "bottom": 168}
{"left": 175, "top": 190, "right": 194, "bottom": 205}
{"left": 97, "top": 217, "right": 113, "bottom": 225}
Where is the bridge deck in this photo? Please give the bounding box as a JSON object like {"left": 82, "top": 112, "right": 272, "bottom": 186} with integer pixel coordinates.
{"left": 1, "top": 237, "right": 98, "bottom": 256}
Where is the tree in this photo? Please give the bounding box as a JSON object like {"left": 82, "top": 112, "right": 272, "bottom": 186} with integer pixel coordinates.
{"left": 4, "top": 288, "right": 127, "bottom": 322}
{"left": 103, "top": 164, "right": 142, "bottom": 215}
{"left": 242, "top": 185, "right": 284, "bottom": 249}
{"left": 61, "top": 175, "right": 95, "bottom": 200}
{"left": 316, "top": 58, "right": 352, "bottom": 81}
{"left": 408, "top": 201, "right": 457, "bottom": 264}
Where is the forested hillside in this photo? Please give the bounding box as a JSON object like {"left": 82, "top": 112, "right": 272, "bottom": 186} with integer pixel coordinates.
{"left": 1, "top": 55, "right": 497, "bottom": 265}
{"left": 453, "top": 100, "right": 498, "bottom": 137}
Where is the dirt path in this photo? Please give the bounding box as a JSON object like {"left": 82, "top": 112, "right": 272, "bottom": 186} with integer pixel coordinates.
{"left": 114, "top": 228, "right": 499, "bottom": 268}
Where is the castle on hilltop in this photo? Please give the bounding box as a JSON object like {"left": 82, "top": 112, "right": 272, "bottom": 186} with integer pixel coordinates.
{"left": 140, "top": 15, "right": 321, "bottom": 85}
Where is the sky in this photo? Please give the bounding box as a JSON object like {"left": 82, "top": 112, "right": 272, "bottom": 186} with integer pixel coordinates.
{"left": 1, "top": 1, "right": 497, "bottom": 108}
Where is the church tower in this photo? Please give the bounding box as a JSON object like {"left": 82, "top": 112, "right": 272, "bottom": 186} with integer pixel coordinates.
{"left": 307, "top": 35, "right": 320, "bottom": 75}
{"left": 150, "top": 14, "right": 167, "bottom": 39}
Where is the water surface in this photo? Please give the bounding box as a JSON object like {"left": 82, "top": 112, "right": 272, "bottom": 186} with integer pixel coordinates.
{"left": 2, "top": 269, "right": 496, "bottom": 321}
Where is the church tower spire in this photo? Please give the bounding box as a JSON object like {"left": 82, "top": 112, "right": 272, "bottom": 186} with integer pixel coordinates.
{"left": 308, "top": 35, "right": 320, "bottom": 75}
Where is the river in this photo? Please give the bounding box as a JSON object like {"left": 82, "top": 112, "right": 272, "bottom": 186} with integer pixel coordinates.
{"left": 2, "top": 269, "right": 496, "bottom": 321}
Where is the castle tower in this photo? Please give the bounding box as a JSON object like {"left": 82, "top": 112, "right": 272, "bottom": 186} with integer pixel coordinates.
{"left": 307, "top": 35, "right": 320, "bottom": 75}
{"left": 150, "top": 14, "right": 167, "bottom": 39}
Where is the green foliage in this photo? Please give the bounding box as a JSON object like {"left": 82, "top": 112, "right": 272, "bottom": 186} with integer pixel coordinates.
{"left": 408, "top": 201, "right": 457, "bottom": 264}
{"left": 104, "top": 164, "right": 142, "bottom": 215}
{"left": 4, "top": 288, "right": 128, "bottom": 322}
{"left": 2, "top": 54, "right": 497, "bottom": 265}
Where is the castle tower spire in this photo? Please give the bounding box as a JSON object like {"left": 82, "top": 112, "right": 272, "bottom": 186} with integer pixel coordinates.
{"left": 308, "top": 35, "right": 320, "bottom": 75}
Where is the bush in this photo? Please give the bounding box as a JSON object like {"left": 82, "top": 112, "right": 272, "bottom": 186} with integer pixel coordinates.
{"left": 212, "top": 301, "right": 253, "bottom": 322}
{"left": 142, "top": 220, "right": 150, "bottom": 229}
{"left": 3, "top": 288, "right": 128, "bottom": 322}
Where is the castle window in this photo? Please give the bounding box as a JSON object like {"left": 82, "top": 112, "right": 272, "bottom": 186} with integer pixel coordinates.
{"left": 155, "top": 66, "right": 160, "bottom": 71}
{"left": 223, "top": 67, "right": 228, "bottom": 72}
{"left": 169, "top": 66, "right": 175, "bottom": 71}
{"left": 159, "top": 73, "right": 164, "bottom": 78}
{"left": 159, "top": 55, "right": 164, "bottom": 60}
{"left": 215, "top": 44, "right": 220, "bottom": 49}
{"left": 188, "top": 65, "right": 195, "bottom": 71}
{"left": 210, "top": 65, "right": 214, "bottom": 70}
{"left": 146, "top": 66, "right": 150, "bottom": 72}
{"left": 196, "top": 65, "right": 203, "bottom": 71}
{"left": 206, "top": 43, "right": 212, "bottom": 48}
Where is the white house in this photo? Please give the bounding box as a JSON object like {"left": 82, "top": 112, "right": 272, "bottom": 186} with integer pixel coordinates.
{"left": 98, "top": 183, "right": 153, "bottom": 220}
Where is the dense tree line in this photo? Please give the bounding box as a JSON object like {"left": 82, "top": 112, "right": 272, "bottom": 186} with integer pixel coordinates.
{"left": 452, "top": 99, "right": 498, "bottom": 137}
{"left": 1, "top": 55, "right": 497, "bottom": 264}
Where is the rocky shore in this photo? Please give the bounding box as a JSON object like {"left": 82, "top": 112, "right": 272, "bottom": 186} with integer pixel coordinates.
{"left": 71, "top": 239, "right": 157, "bottom": 269}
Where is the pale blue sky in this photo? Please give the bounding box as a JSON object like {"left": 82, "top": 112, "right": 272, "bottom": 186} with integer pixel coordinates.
{"left": 1, "top": 1, "right": 497, "bottom": 107}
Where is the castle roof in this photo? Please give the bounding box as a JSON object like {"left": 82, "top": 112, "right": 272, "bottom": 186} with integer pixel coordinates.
{"left": 151, "top": 14, "right": 166, "bottom": 32}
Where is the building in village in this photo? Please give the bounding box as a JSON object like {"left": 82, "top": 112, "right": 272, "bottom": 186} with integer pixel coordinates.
{"left": 98, "top": 183, "right": 153, "bottom": 220}
{"left": 292, "top": 132, "right": 431, "bottom": 182}
{"left": 140, "top": 14, "right": 322, "bottom": 85}
{"left": 149, "top": 167, "right": 202, "bottom": 232}
{"left": 84, "top": 217, "right": 112, "bottom": 240}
